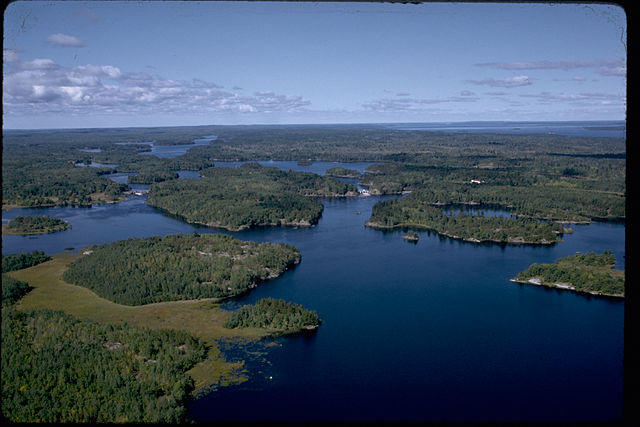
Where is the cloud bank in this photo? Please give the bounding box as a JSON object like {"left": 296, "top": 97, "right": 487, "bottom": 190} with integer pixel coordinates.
{"left": 3, "top": 58, "right": 311, "bottom": 118}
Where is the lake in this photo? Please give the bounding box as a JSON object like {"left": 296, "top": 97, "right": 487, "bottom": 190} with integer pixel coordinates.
{"left": 1, "top": 127, "right": 625, "bottom": 421}
{"left": 384, "top": 120, "right": 626, "bottom": 138}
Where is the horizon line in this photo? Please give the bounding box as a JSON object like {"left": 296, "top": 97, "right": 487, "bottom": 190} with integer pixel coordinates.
{"left": 2, "top": 119, "right": 626, "bottom": 132}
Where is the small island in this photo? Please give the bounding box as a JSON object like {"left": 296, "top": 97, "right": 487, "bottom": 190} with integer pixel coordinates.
{"left": 2, "top": 215, "right": 71, "bottom": 235}
{"left": 325, "top": 166, "right": 363, "bottom": 179}
{"left": 402, "top": 232, "right": 419, "bottom": 242}
{"left": 223, "top": 297, "right": 320, "bottom": 334}
{"left": 511, "top": 250, "right": 624, "bottom": 297}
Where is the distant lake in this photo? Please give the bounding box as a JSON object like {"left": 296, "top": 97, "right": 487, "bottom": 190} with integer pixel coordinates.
{"left": 384, "top": 120, "right": 626, "bottom": 138}
{"left": 116, "top": 135, "right": 217, "bottom": 158}
{"left": 1, "top": 125, "right": 625, "bottom": 421}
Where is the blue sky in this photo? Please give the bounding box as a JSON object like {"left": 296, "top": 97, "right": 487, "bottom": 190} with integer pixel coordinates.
{"left": 3, "top": 1, "right": 627, "bottom": 129}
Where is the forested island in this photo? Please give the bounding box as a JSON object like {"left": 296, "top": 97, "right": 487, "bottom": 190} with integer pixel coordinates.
{"left": 367, "top": 197, "right": 570, "bottom": 245}
{"left": 62, "top": 233, "right": 301, "bottom": 305}
{"left": 147, "top": 163, "right": 358, "bottom": 231}
{"left": 3, "top": 216, "right": 71, "bottom": 235}
{"left": 223, "top": 297, "right": 321, "bottom": 334}
{"left": 512, "top": 250, "right": 624, "bottom": 297}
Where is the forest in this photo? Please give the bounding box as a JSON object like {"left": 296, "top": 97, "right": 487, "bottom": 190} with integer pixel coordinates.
{"left": 62, "top": 233, "right": 301, "bottom": 305}
{"left": 1, "top": 251, "right": 208, "bottom": 423}
{"left": 2, "top": 251, "right": 51, "bottom": 273}
{"left": 1, "top": 307, "right": 206, "bottom": 422}
{"left": 3, "top": 215, "right": 71, "bottom": 235}
{"left": 513, "top": 250, "right": 624, "bottom": 297}
{"left": 223, "top": 297, "right": 320, "bottom": 333}
{"left": 2, "top": 275, "right": 31, "bottom": 307}
{"left": 147, "top": 163, "right": 358, "bottom": 231}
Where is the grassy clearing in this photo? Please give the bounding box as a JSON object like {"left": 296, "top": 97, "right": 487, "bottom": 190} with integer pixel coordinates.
{"left": 6, "top": 252, "right": 269, "bottom": 393}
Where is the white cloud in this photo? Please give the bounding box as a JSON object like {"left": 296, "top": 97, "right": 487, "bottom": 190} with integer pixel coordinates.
{"left": 519, "top": 91, "right": 624, "bottom": 106}
{"left": 46, "top": 33, "right": 85, "bottom": 47}
{"left": 475, "top": 58, "right": 626, "bottom": 78}
{"left": 362, "top": 93, "right": 478, "bottom": 113}
{"left": 3, "top": 58, "right": 311, "bottom": 117}
{"left": 3, "top": 48, "right": 19, "bottom": 63}
{"left": 468, "top": 75, "right": 532, "bottom": 88}
{"left": 20, "top": 58, "right": 59, "bottom": 70}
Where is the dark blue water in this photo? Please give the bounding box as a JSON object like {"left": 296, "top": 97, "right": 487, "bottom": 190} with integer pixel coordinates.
{"left": 385, "top": 121, "right": 626, "bottom": 139}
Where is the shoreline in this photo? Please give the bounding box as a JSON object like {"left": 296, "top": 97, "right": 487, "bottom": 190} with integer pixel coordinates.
{"left": 509, "top": 278, "right": 624, "bottom": 299}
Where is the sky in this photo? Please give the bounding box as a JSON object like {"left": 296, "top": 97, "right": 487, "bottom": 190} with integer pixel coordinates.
{"left": 2, "top": 1, "right": 627, "bottom": 129}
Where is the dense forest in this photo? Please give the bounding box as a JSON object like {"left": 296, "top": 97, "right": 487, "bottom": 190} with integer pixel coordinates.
{"left": 3, "top": 216, "right": 71, "bottom": 235}
{"left": 513, "top": 250, "right": 624, "bottom": 297}
{"left": 62, "top": 233, "right": 301, "bottom": 305}
{"left": 148, "top": 163, "right": 358, "bottom": 230}
{"left": 223, "top": 297, "right": 320, "bottom": 333}
{"left": 2, "top": 275, "right": 31, "bottom": 306}
{"left": 2, "top": 251, "right": 51, "bottom": 273}
{"left": 1, "top": 307, "right": 206, "bottom": 422}
{"left": 367, "top": 197, "right": 569, "bottom": 244}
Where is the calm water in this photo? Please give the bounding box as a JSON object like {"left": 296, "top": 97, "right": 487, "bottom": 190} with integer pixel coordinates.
{"left": 385, "top": 120, "right": 626, "bottom": 138}
{"left": 1, "top": 125, "right": 625, "bottom": 421}
{"left": 115, "top": 135, "right": 217, "bottom": 158}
